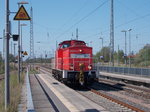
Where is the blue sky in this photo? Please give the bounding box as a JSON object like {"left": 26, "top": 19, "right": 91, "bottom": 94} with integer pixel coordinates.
{"left": 0, "top": 0, "right": 150, "bottom": 58}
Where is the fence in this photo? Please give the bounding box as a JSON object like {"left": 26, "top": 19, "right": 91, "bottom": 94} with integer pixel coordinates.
{"left": 98, "top": 66, "right": 150, "bottom": 77}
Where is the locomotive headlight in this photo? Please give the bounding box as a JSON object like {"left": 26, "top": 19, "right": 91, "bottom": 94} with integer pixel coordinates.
{"left": 70, "top": 65, "right": 74, "bottom": 70}
{"left": 88, "top": 65, "right": 92, "bottom": 70}
{"left": 79, "top": 49, "right": 82, "bottom": 52}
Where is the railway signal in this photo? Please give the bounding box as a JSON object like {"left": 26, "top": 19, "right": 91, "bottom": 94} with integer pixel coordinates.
{"left": 4, "top": 1, "right": 30, "bottom": 109}
{"left": 14, "top": 3, "right": 30, "bottom": 83}
{"left": 12, "top": 34, "right": 19, "bottom": 41}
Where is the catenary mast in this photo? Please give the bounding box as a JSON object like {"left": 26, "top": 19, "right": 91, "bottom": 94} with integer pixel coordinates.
{"left": 30, "top": 7, "right": 34, "bottom": 61}
{"left": 110, "top": 0, "right": 114, "bottom": 66}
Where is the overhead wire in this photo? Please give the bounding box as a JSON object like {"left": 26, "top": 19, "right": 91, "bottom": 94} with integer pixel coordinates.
{"left": 56, "top": 0, "right": 89, "bottom": 32}
{"left": 115, "top": 13, "right": 150, "bottom": 29}
{"left": 32, "top": 0, "right": 89, "bottom": 37}
{"left": 85, "top": 12, "right": 150, "bottom": 39}
{"left": 29, "top": 0, "right": 150, "bottom": 46}
{"left": 55, "top": 0, "right": 109, "bottom": 39}
{"left": 116, "top": 0, "right": 140, "bottom": 17}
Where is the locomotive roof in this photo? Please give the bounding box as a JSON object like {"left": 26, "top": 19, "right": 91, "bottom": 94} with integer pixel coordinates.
{"left": 59, "top": 40, "right": 85, "bottom": 45}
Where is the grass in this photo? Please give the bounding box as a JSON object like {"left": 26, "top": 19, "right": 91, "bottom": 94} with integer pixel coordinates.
{"left": 0, "top": 71, "right": 24, "bottom": 112}
{"left": 0, "top": 63, "right": 4, "bottom": 75}
{"left": 0, "top": 63, "right": 18, "bottom": 75}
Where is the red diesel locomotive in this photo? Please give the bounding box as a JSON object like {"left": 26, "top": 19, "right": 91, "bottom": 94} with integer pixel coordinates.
{"left": 52, "top": 40, "right": 98, "bottom": 85}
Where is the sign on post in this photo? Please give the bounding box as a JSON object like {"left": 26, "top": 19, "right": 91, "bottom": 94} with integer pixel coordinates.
{"left": 14, "top": 5, "right": 30, "bottom": 20}
{"left": 23, "top": 51, "right": 28, "bottom": 56}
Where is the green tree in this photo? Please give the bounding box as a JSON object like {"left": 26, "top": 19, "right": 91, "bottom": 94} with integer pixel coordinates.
{"left": 134, "top": 44, "right": 150, "bottom": 66}
{"left": 118, "top": 50, "right": 124, "bottom": 63}
{"left": 94, "top": 46, "right": 110, "bottom": 62}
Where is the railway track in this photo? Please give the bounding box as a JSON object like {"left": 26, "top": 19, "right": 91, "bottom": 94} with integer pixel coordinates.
{"left": 87, "top": 82, "right": 150, "bottom": 112}
{"left": 40, "top": 66, "right": 149, "bottom": 112}
{"left": 98, "top": 78, "right": 150, "bottom": 99}
{"left": 76, "top": 88, "right": 141, "bottom": 112}
{"left": 75, "top": 83, "right": 149, "bottom": 112}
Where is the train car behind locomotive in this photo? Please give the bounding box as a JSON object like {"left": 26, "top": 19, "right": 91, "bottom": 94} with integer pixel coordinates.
{"left": 52, "top": 40, "right": 98, "bottom": 85}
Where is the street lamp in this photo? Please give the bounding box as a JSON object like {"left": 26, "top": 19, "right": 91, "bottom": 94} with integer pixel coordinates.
{"left": 90, "top": 41, "right": 92, "bottom": 47}
{"left": 13, "top": 43, "right": 17, "bottom": 57}
{"left": 36, "top": 41, "right": 41, "bottom": 44}
{"left": 36, "top": 41, "right": 42, "bottom": 60}
{"left": 99, "top": 37, "right": 104, "bottom": 61}
{"left": 0, "top": 38, "right": 3, "bottom": 68}
{"left": 18, "top": 1, "right": 29, "bottom": 5}
{"left": 121, "top": 30, "right": 127, "bottom": 66}
{"left": 0, "top": 38, "right": 2, "bottom": 66}
{"left": 99, "top": 37, "right": 103, "bottom": 50}
{"left": 20, "top": 23, "right": 27, "bottom": 72}
{"left": 128, "top": 29, "right": 132, "bottom": 68}
{"left": 20, "top": 24, "right": 27, "bottom": 52}
{"left": 0, "top": 36, "right": 4, "bottom": 58}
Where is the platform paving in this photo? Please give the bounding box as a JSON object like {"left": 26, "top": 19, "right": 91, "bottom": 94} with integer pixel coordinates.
{"left": 30, "top": 74, "right": 56, "bottom": 112}
{"left": 37, "top": 73, "right": 109, "bottom": 112}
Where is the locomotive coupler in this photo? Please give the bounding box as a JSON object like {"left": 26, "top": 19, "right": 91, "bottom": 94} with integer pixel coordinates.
{"left": 79, "top": 63, "right": 85, "bottom": 85}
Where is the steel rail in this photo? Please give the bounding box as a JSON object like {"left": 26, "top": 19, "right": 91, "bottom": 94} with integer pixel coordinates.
{"left": 98, "top": 78, "right": 150, "bottom": 99}
{"left": 89, "top": 88, "right": 145, "bottom": 112}
{"left": 99, "top": 78, "right": 150, "bottom": 92}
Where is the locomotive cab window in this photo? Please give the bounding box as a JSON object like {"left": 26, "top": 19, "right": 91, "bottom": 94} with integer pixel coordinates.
{"left": 61, "top": 43, "right": 71, "bottom": 48}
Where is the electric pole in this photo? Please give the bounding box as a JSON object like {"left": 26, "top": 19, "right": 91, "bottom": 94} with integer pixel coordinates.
{"left": 11, "top": 41, "right": 12, "bottom": 54}
{"left": 5, "top": 0, "right": 10, "bottom": 109}
{"left": 110, "top": 0, "right": 114, "bottom": 66}
{"left": 17, "top": 3, "right": 21, "bottom": 83}
{"left": 128, "top": 29, "right": 132, "bottom": 68}
{"left": 117, "top": 45, "right": 119, "bottom": 66}
{"left": 14, "top": 43, "right": 17, "bottom": 68}
{"left": 30, "top": 7, "right": 34, "bottom": 68}
{"left": 3, "top": 29, "right": 5, "bottom": 61}
{"left": 121, "top": 30, "right": 127, "bottom": 66}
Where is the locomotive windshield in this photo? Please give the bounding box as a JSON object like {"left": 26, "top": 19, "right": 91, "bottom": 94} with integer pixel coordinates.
{"left": 59, "top": 40, "right": 87, "bottom": 49}
{"left": 60, "top": 43, "right": 71, "bottom": 48}
{"left": 71, "top": 54, "right": 90, "bottom": 58}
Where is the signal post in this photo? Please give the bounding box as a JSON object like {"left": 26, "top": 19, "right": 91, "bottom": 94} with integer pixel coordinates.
{"left": 4, "top": 1, "right": 30, "bottom": 109}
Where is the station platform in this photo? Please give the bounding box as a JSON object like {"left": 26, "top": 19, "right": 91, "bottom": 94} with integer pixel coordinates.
{"left": 30, "top": 74, "right": 59, "bottom": 112}
{"left": 17, "top": 68, "right": 110, "bottom": 112}
{"left": 31, "top": 73, "right": 109, "bottom": 112}
{"left": 99, "top": 72, "right": 150, "bottom": 88}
